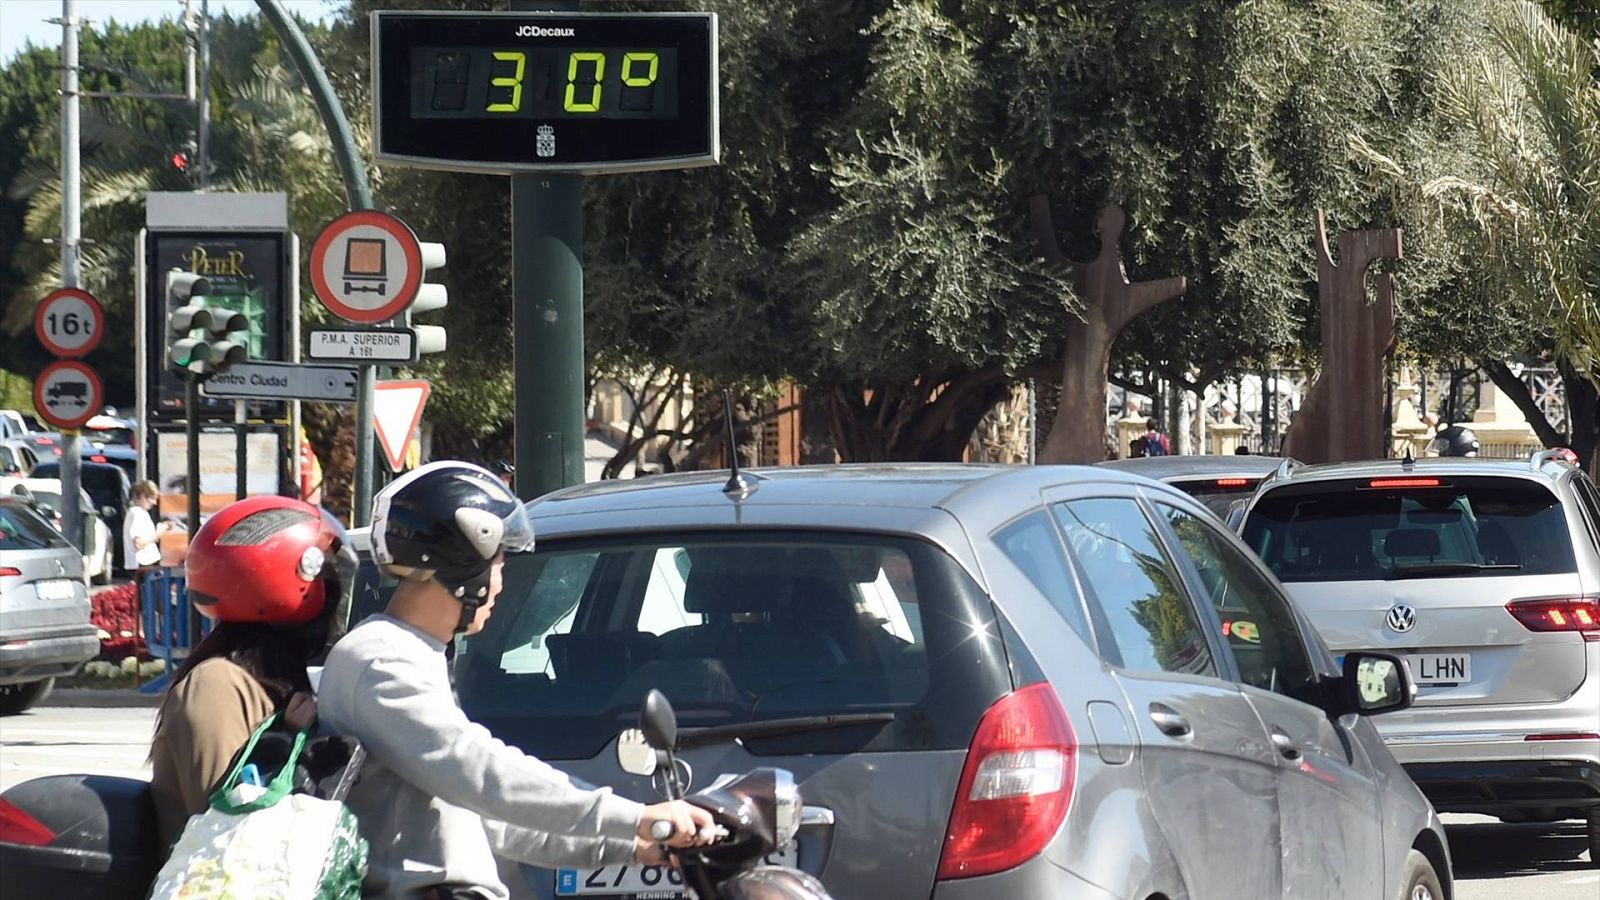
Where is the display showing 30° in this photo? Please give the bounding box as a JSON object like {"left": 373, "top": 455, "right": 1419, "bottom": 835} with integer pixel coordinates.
{"left": 412, "top": 47, "right": 680, "bottom": 120}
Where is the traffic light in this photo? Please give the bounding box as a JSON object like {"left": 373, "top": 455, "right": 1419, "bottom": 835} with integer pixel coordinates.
{"left": 165, "top": 268, "right": 248, "bottom": 375}
{"left": 406, "top": 240, "right": 447, "bottom": 356}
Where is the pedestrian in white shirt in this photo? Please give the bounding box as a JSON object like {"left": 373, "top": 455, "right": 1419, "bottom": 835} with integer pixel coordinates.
{"left": 123, "top": 480, "right": 172, "bottom": 579}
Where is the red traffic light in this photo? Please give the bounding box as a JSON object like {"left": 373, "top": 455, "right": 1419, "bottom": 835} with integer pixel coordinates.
{"left": 170, "top": 151, "right": 189, "bottom": 171}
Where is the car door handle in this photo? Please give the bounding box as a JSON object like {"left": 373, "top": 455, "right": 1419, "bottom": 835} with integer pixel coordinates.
{"left": 1148, "top": 703, "right": 1192, "bottom": 738}
{"left": 1269, "top": 726, "right": 1302, "bottom": 761}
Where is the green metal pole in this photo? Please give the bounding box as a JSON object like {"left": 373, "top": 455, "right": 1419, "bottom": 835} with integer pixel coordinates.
{"left": 256, "top": 0, "right": 380, "bottom": 526}
{"left": 511, "top": 0, "right": 585, "bottom": 502}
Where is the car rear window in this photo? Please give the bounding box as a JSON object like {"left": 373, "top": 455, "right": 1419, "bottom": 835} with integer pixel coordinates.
{"left": 30, "top": 463, "right": 124, "bottom": 512}
{"left": 456, "top": 532, "right": 1012, "bottom": 760}
{"left": 0, "top": 500, "right": 70, "bottom": 550}
{"left": 1171, "top": 478, "right": 1259, "bottom": 518}
{"left": 1241, "top": 476, "right": 1576, "bottom": 582}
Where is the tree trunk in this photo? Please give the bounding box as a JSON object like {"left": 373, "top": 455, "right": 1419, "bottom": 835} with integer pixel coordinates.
{"left": 1030, "top": 199, "right": 1187, "bottom": 464}
{"left": 799, "top": 389, "right": 837, "bottom": 464}
{"left": 825, "top": 370, "right": 1014, "bottom": 462}
{"left": 1559, "top": 361, "right": 1599, "bottom": 474}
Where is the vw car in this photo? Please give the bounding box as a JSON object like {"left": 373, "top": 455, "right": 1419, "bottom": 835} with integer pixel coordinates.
{"left": 1238, "top": 451, "right": 1600, "bottom": 863}
{"left": 453, "top": 464, "right": 1451, "bottom": 900}
{"left": 0, "top": 497, "right": 97, "bottom": 714}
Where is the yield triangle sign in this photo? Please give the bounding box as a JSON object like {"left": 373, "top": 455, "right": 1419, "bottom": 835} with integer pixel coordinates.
{"left": 373, "top": 380, "right": 431, "bottom": 472}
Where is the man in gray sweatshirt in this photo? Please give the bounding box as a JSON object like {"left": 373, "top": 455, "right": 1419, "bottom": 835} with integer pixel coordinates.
{"left": 320, "top": 462, "right": 712, "bottom": 899}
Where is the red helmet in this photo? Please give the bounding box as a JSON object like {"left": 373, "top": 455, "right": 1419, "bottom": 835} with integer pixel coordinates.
{"left": 185, "top": 496, "right": 341, "bottom": 625}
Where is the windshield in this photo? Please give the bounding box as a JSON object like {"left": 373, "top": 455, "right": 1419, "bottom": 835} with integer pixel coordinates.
{"left": 30, "top": 463, "right": 125, "bottom": 512}
{"left": 456, "top": 532, "right": 1011, "bottom": 760}
{"left": 1241, "top": 477, "right": 1575, "bottom": 582}
{"left": 83, "top": 427, "right": 135, "bottom": 446}
{"left": 0, "top": 500, "right": 69, "bottom": 550}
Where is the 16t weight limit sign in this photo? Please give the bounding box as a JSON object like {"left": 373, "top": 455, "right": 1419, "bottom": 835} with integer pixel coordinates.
{"left": 34, "top": 288, "right": 105, "bottom": 358}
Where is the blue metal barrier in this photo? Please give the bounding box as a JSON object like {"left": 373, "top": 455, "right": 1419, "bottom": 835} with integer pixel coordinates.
{"left": 138, "top": 568, "right": 208, "bottom": 694}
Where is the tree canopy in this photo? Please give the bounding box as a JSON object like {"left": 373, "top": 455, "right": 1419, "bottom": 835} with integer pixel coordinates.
{"left": 2, "top": 0, "right": 1586, "bottom": 466}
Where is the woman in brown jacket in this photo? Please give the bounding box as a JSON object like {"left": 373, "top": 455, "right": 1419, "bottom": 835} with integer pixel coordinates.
{"left": 148, "top": 495, "right": 354, "bottom": 848}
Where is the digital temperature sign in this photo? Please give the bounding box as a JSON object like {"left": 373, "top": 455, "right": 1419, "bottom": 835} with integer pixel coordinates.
{"left": 373, "top": 12, "right": 718, "bottom": 174}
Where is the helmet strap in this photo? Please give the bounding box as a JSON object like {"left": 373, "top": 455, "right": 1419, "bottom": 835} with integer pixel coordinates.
{"left": 438, "top": 568, "right": 495, "bottom": 637}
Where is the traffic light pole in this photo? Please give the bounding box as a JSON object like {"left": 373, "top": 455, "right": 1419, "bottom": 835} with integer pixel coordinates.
{"left": 511, "top": 0, "right": 586, "bottom": 502}
{"left": 186, "top": 373, "right": 202, "bottom": 643}
{"left": 257, "top": 0, "right": 378, "bottom": 524}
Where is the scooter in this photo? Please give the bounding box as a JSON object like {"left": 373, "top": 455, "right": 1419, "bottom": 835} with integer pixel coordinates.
{"left": 0, "top": 730, "right": 363, "bottom": 899}
{"left": 617, "top": 689, "right": 834, "bottom": 900}
{"left": 0, "top": 691, "right": 835, "bottom": 900}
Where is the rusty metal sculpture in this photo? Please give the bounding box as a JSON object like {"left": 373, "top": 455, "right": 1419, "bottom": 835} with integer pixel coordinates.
{"left": 1031, "top": 198, "right": 1187, "bottom": 463}
{"left": 1281, "top": 210, "right": 1402, "bottom": 464}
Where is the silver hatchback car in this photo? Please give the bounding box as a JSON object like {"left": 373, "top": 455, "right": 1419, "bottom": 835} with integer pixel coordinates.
{"left": 0, "top": 497, "right": 98, "bottom": 714}
{"left": 1238, "top": 454, "right": 1600, "bottom": 862}
{"left": 450, "top": 464, "right": 1450, "bottom": 900}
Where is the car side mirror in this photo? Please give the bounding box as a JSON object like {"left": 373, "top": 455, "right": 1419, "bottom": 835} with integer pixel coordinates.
{"left": 616, "top": 728, "right": 658, "bottom": 777}
{"left": 640, "top": 689, "right": 678, "bottom": 751}
{"left": 1337, "top": 652, "right": 1414, "bottom": 716}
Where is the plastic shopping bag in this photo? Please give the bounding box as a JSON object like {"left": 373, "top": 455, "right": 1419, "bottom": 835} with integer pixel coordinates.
{"left": 149, "top": 714, "right": 368, "bottom": 900}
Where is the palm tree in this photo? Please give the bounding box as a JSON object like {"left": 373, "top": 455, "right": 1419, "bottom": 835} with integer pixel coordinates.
{"left": 1420, "top": 2, "right": 1598, "bottom": 368}
{"left": 1354, "top": 0, "right": 1600, "bottom": 462}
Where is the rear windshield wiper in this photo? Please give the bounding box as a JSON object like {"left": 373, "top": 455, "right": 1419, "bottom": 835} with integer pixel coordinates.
{"left": 1389, "top": 562, "right": 1522, "bottom": 579}
{"left": 676, "top": 712, "right": 897, "bottom": 749}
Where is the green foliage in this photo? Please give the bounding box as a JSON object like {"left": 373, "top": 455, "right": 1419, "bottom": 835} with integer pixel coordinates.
{"left": 3, "top": 0, "right": 1566, "bottom": 462}
{"left": 0, "top": 13, "right": 344, "bottom": 411}
{"left": 1356, "top": 1, "right": 1600, "bottom": 372}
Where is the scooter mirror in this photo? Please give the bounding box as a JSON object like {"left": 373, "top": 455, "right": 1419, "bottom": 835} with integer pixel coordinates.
{"left": 641, "top": 689, "right": 678, "bottom": 751}
{"left": 617, "top": 728, "right": 657, "bottom": 777}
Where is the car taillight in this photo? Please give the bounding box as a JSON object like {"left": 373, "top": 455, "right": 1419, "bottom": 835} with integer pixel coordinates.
{"left": 1525, "top": 733, "right": 1600, "bottom": 741}
{"left": 1367, "top": 478, "right": 1444, "bottom": 489}
{"left": 89, "top": 455, "right": 107, "bottom": 463}
{"left": 936, "top": 683, "right": 1076, "bottom": 880}
{"left": 0, "top": 567, "right": 20, "bottom": 577}
{"left": 1506, "top": 598, "right": 1600, "bottom": 641}
{"left": 1216, "top": 478, "right": 1251, "bottom": 488}
{"left": 0, "top": 798, "right": 55, "bottom": 846}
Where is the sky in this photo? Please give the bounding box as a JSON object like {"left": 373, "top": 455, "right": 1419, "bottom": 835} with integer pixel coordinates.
{"left": 0, "top": 1, "right": 342, "bottom": 65}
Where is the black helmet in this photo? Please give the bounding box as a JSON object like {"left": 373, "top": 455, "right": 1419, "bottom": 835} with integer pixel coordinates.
{"left": 490, "top": 459, "right": 515, "bottom": 476}
{"left": 370, "top": 461, "right": 534, "bottom": 628}
{"left": 1429, "top": 425, "right": 1480, "bottom": 458}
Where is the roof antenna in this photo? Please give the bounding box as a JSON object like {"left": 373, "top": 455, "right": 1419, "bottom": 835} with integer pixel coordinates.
{"left": 1402, "top": 444, "right": 1416, "bottom": 467}
{"left": 721, "top": 387, "right": 761, "bottom": 500}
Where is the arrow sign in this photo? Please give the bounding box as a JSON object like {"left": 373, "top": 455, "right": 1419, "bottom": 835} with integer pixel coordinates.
{"left": 201, "top": 361, "right": 360, "bottom": 404}
{"left": 373, "top": 379, "right": 431, "bottom": 472}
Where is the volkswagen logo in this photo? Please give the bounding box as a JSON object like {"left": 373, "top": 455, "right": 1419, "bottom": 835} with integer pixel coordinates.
{"left": 1386, "top": 603, "right": 1417, "bottom": 634}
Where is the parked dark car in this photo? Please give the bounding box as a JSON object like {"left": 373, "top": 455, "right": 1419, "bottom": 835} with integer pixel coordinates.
{"left": 1097, "top": 454, "right": 1296, "bottom": 520}
{"left": 0, "top": 498, "right": 97, "bottom": 714}
{"left": 445, "top": 464, "right": 1450, "bottom": 900}
{"left": 30, "top": 460, "right": 131, "bottom": 573}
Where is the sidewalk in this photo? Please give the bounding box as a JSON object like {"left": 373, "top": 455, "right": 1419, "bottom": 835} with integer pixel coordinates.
{"left": 584, "top": 434, "right": 621, "bottom": 482}
{"left": 44, "top": 688, "right": 163, "bottom": 708}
